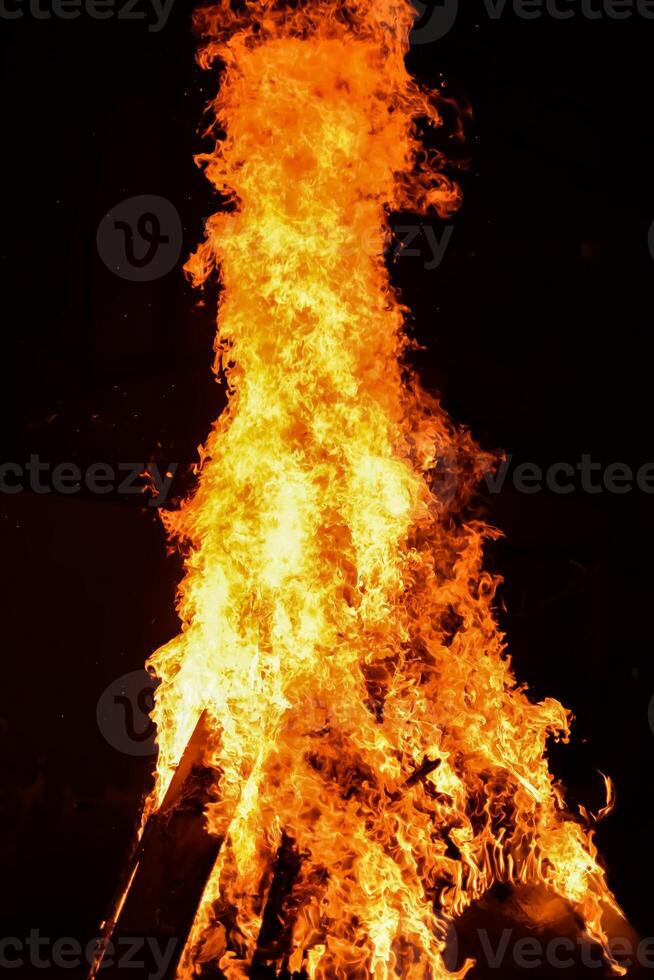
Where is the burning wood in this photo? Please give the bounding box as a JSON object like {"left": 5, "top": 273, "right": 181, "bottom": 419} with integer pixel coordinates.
{"left": 97, "top": 0, "right": 628, "bottom": 976}
{"left": 88, "top": 713, "right": 221, "bottom": 979}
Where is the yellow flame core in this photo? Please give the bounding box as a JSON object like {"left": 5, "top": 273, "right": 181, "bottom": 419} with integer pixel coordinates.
{"left": 146, "top": 2, "right": 622, "bottom": 976}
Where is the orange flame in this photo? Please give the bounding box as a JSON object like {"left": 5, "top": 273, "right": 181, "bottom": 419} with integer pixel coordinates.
{"left": 145, "top": 1, "right": 623, "bottom": 976}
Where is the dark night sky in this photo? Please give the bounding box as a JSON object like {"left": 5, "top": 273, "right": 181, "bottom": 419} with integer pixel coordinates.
{"left": 0, "top": 0, "right": 653, "bottom": 972}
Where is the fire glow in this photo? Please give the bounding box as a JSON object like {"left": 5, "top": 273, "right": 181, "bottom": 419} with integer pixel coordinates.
{"left": 131, "top": 0, "right": 624, "bottom": 975}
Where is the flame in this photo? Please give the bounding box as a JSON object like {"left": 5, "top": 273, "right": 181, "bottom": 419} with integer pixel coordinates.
{"left": 144, "top": 1, "right": 623, "bottom": 976}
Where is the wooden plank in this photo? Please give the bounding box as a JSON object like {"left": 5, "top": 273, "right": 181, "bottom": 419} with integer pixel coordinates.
{"left": 88, "top": 711, "right": 222, "bottom": 980}
{"left": 251, "top": 834, "right": 302, "bottom": 980}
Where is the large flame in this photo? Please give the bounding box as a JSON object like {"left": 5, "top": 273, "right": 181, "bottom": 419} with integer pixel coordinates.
{"left": 145, "top": 1, "right": 622, "bottom": 976}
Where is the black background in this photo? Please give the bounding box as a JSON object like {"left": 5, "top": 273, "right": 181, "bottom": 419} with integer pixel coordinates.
{"left": 0, "top": 0, "right": 652, "bottom": 973}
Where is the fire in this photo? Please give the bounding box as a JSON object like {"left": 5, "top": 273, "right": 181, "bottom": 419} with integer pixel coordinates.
{"left": 143, "top": 1, "right": 623, "bottom": 976}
